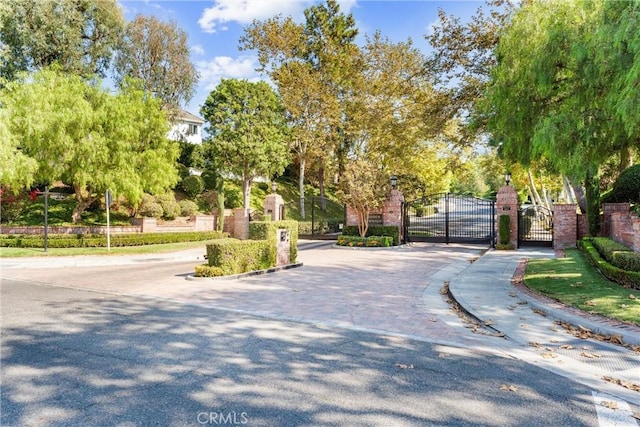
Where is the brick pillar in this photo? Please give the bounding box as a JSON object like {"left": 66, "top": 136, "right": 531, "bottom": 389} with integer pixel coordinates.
{"left": 602, "top": 203, "right": 630, "bottom": 237}
{"left": 496, "top": 185, "right": 519, "bottom": 247}
{"left": 264, "top": 193, "right": 284, "bottom": 221}
{"left": 231, "top": 208, "right": 249, "bottom": 240}
{"left": 383, "top": 189, "right": 404, "bottom": 243}
{"left": 633, "top": 218, "right": 640, "bottom": 253}
{"left": 553, "top": 204, "right": 577, "bottom": 249}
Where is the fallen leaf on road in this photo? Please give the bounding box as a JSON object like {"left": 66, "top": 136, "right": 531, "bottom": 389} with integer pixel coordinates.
{"left": 428, "top": 318, "right": 438, "bottom": 322}
{"left": 484, "top": 320, "right": 495, "bottom": 326}
{"left": 517, "top": 300, "right": 528, "bottom": 305}
{"left": 509, "top": 292, "right": 517, "bottom": 298}
{"left": 541, "top": 353, "right": 556, "bottom": 359}
{"left": 528, "top": 342, "right": 541, "bottom": 348}
{"left": 578, "top": 325, "right": 592, "bottom": 332}
{"left": 559, "top": 344, "right": 574, "bottom": 350}
{"left": 508, "top": 305, "right": 516, "bottom": 310}
{"left": 500, "top": 384, "right": 518, "bottom": 392}
{"left": 395, "top": 363, "right": 414, "bottom": 369}
{"left": 601, "top": 401, "right": 618, "bottom": 410}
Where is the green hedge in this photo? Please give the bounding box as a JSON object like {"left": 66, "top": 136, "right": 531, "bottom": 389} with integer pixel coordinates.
{"left": 204, "top": 238, "right": 274, "bottom": 276}
{"left": 578, "top": 238, "right": 640, "bottom": 290}
{"left": 0, "top": 231, "right": 227, "bottom": 248}
{"left": 342, "top": 225, "right": 400, "bottom": 246}
{"left": 591, "top": 237, "right": 640, "bottom": 272}
{"left": 249, "top": 220, "right": 298, "bottom": 263}
{"left": 336, "top": 235, "right": 393, "bottom": 247}
{"left": 499, "top": 214, "right": 510, "bottom": 245}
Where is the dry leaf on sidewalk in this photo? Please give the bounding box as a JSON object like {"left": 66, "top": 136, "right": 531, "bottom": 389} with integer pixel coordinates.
{"left": 559, "top": 344, "right": 574, "bottom": 350}
{"left": 601, "top": 401, "right": 618, "bottom": 410}
{"left": 541, "top": 352, "right": 556, "bottom": 359}
{"left": 602, "top": 376, "right": 640, "bottom": 392}
{"left": 580, "top": 352, "right": 601, "bottom": 359}
{"left": 500, "top": 384, "right": 518, "bottom": 392}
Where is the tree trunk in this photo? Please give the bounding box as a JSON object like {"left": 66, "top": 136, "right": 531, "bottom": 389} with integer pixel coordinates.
{"left": 584, "top": 167, "right": 601, "bottom": 236}
{"left": 71, "top": 186, "right": 96, "bottom": 223}
{"left": 561, "top": 175, "right": 577, "bottom": 204}
{"left": 528, "top": 170, "right": 543, "bottom": 207}
{"left": 299, "top": 157, "right": 306, "bottom": 219}
{"left": 242, "top": 175, "right": 253, "bottom": 210}
{"left": 357, "top": 207, "right": 369, "bottom": 237}
{"left": 569, "top": 179, "right": 587, "bottom": 214}
{"left": 318, "top": 163, "right": 327, "bottom": 211}
{"left": 619, "top": 145, "right": 633, "bottom": 173}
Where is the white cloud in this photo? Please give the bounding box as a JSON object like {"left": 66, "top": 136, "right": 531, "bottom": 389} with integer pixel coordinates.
{"left": 196, "top": 55, "right": 264, "bottom": 91}
{"left": 198, "top": 0, "right": 357, "bottom": 33}
{"left": 191, "top": 44, "right": 205, "bottom": 56}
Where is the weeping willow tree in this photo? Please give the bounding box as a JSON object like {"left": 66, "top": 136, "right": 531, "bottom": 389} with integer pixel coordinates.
{"left": 482, "top": 0, "right": 640, "bottom": 235}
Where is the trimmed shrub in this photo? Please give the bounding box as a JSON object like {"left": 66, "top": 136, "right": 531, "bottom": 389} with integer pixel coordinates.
{"left": 156, "top": 193, "right": 181, "bottom": 220}
{"left": 337, "top": 235, "right": 393, "bottom": 247}
{"left": 138, "top": 194, "right": 163, "bottom": 218}
{"left": 249, "top": 220, "right": 298, "bottom": 263}
{"left": 0, "top": 231, "right": 227, "bottom": 248}
{"left": 181, "top": 175, "right": 205, "bottom": 198}
{"left": 194, "top": 265, "right": 224, "bottom": 277}
{"left": 499, "top": 214, "right": 510, "bottom": 245}
{"left": 342, "top": 225, "right": 400, "bottom": 246}
{"left": 612, "top": 164, "right": 640, "bottom": 203}
{"left": 205, "top": 238, "right": 274, "bottom": 275}
{"left": 592, "top": 237, "right": 640, "bottom": 272}
{"left": 179, "top": 200, "right": 199, "bottom": 217}
{"left": 579, "top": 239, "right": 640, "bottom": 290}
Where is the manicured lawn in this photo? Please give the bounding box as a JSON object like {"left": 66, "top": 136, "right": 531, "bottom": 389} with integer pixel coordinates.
{"left": 0, "top": 240, "right": 211, "bottom": 258}
{"left": 525, "top": 249, "right": 640, "bottom": 325}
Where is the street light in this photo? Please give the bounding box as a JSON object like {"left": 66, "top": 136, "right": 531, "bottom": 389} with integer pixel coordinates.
{"left": 505, "top": 172, "right": 512, "bottom": 186}
{"left": 390, "top": 175, "right": 398, "bottom": 189}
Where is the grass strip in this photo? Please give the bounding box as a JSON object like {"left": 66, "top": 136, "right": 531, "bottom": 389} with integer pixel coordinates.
{"left": 524, "top": 248, "right": 640, "bottom": 325}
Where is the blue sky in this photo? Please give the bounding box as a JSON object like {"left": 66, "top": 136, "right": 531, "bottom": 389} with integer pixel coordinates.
{"left": 118, "top": 0, "right": 480, "bottom": 116}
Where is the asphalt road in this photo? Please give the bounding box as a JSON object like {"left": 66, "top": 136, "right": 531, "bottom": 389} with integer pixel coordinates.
{"left": 2, "top": 242, "right": 636, "bottom": 426}
{"left": 2, "top": 278, "right": 604, "bottom": 427}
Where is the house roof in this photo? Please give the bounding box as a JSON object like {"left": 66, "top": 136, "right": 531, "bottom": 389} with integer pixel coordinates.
{"left": 178, "top": 109, "right": 204, "bottom": 124}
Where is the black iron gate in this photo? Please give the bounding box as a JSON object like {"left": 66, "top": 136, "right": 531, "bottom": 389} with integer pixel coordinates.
{"left": 518, "top": 205, "right": 553, "bottom": 247}
{"left": 403, "top": 193, "right": 496, "bottom": 244}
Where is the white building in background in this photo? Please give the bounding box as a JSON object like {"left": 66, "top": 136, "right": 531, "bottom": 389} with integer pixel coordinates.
{"left": 168, "top": 109, "right": 205, "bottom": 145}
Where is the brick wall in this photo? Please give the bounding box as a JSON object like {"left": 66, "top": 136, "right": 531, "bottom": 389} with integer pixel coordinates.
{"left": 1, "top": 215, "right": 217, "bottom": 235}
{"left": 610, "top": 211, "right": 640, "bottom": 252}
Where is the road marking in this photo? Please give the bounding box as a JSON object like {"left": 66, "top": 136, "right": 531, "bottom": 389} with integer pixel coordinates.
{"left": 592, "top": 392, "right": 638, "bottom": 427}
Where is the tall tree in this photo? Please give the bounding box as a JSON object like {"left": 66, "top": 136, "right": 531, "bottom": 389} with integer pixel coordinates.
{"left": 200, "top": 79, "right": 290, "bottom": 210}
{"left": 1, "top": 68, "right": 179, "bottom": 222}
{"left": 0, "top": 0, "right": 124, "bottom": 82}
{"left": 482, "top": 0, "right": 640, "bottom": 234}
{"left": 241, "top": 0, "right": 359, "bottom": 207}
{"left": 113, "top": 15, "right": 199, "bottom": 112}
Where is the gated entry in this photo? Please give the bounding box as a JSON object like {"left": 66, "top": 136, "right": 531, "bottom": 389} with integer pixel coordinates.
{"left": 518, "top": 206, "right": 553, "bottom": 247}
{"left": 403, "top": 193, "right": 495, "bottom": 244}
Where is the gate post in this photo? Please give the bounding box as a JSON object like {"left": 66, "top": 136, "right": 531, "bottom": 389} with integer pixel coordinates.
{"left": 496, "top": 185, "right": 519, "bottom": 248}
{"left": 553, "top": 204, "right": 578, "bottom": 249}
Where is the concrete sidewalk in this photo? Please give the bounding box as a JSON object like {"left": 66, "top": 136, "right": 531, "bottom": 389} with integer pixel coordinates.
{"left": 448, "top": 248, "right": 640, "bottom": 405}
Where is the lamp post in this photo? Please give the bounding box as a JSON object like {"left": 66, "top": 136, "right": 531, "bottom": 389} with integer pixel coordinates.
{"left": 390, "top": 175, "right": 398, "bottom": 190}
{"left": 504, "top": 172, "right": 511, "bottom": 186}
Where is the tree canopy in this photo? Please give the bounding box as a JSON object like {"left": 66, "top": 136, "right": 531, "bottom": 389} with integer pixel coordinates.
{"left": 481, "top": 0, "right": 640, "bottom": 233}
{"left": 200, "top": 78, "right": 290, "bottom": 210}
{"left": 0, "top": 0, "right": 124, "bottom": 82}
{"left": 113, "top": 14, "right": 199, "bottom": 112}
{"left": 0, "top": 68, "right": 179, "bottom": 222}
